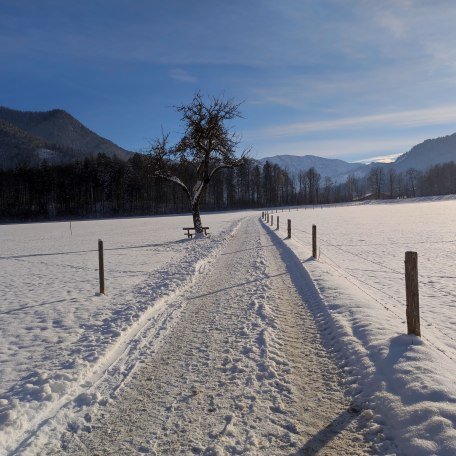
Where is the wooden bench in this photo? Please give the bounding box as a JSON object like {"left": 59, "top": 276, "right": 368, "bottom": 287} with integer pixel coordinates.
{"left": 183, "top": 227, "right": 210, "bottom": 238}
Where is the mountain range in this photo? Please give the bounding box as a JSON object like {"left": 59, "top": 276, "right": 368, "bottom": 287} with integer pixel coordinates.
{"left": 0, "top": 106, "right": 131, "bottom": 169}
{"left": 258, "top": 155, "right": 366, "bottom": 182}
{"left": 260, "top": 132, "right": 456, "bottom": 182}
{"left": 1, "top": 106, "right": 456, "bottom": 179}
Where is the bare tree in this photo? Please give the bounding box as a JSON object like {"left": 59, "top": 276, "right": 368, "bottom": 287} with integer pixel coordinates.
{"left": 406, "top": 168, "right": 419, "bottom": 197}
{"left": 387, "top": 168, "right": 397, "bottom": 199}
{"left": 305, "top": 167, "right": 320, "bottom": 204}
{"left": 150, "top": 94, "right": 249, "bottom": 234}
{"left": 367, "top": 166, "right": 385, "bottom": 199}
{"left": 322, "top": 176, "right": 333, "bottom": 203}
{"left": 298, "top": 170, "right": 307, "bottom": 204}
{"left": 345, "top": 174, "right": 356, "bottom": 201}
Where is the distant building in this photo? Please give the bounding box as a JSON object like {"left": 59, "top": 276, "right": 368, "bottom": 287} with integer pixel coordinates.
{"left": 354, "top": 192, "right": 390, "bottom": 201}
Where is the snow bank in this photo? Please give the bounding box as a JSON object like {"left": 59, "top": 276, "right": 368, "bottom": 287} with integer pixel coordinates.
{"left": 0, "top": 211, "right": 252, "bottom": 454}
{"left": 265, "top": 198, "right": 456, "bottom": 455}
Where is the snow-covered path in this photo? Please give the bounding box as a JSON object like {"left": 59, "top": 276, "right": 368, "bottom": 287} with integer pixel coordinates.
{"left": 43, "top": 217, "right": 373, "bottom": 455}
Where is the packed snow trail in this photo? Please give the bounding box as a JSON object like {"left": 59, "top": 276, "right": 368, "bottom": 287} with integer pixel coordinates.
{"left": 45, "top": 217, "right": 373, "bottom": 455}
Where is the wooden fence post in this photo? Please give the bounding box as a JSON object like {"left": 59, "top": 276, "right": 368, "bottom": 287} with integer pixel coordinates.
{"left": 267, "top": 213, "right": 269, "bottom": 223}
{"left": 287, "top": 219, "right": 291, "bottom": 238}
{"left": 271, "top": 215, "right": 274, "bottom": 226}
{"left": 98, "top": 239, "right": 105, "bottom": 294}
{"left": 312, "top": 225, "right": 317, "bottom": 259}
{"left": 277, "top": 216, "right": 279, "bottom": 230}
{"left": 405, "top": 251, "right": 420, "bottom": 336}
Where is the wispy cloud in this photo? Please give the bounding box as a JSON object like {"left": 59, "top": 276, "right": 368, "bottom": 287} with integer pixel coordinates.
{"left": 3, "top": 1, "right": 456, "bottom": 162}
{"left": 376, "top": 10, "right": 407, "bottom": 39}
{"left": 354, "top": 153, "right": 402, "bottom": 164}
{"left": 253, "top": 105, "right": 456, "bottom": 139}
{"left": 169, "top": 68, "right": 197, "bottom": 83}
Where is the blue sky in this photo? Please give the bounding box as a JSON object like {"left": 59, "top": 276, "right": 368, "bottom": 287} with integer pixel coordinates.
{"left": 2, "top": 0, "right": 456, "bottom": 162}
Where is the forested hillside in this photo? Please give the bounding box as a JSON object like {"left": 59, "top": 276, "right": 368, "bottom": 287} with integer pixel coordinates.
{"left": 0, "top": 107, "right": 131, "bottom": 169}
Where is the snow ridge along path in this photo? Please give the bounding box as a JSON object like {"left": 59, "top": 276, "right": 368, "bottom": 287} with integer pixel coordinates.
{"left": 39, "top": 217, "right": 381, "bottom": 455}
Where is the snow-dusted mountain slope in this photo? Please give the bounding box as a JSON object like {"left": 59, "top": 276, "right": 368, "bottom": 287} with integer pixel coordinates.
{"left": 394, "top": 132, "right": 456, "bottom": 172}
{"left": 259, "top": 154, "right": 367, "bottom": 181}
{"left": 259, "top": 131, "right": 456, "bottom": 180}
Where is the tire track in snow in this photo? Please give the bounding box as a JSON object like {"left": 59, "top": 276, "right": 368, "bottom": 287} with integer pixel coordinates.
{"left": 45, "top": 217, "right": 373, "bottom": 455}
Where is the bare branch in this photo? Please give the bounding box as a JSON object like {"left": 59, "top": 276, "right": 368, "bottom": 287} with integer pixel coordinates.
{"left": 154, "top": 171, "right": 191, "bottom": 198}
{"left": 209, "top": 154, "right": 249, "bottom": 180}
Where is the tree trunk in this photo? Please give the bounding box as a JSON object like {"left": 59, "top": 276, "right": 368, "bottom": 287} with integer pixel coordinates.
{"left": 192, "top": 203, "right": 204, "bottom": 234}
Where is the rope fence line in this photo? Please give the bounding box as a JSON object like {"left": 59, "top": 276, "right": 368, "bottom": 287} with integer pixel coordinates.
{"left": 318, "top": 248, "right": 403, "bottom": 307}
{"left": 281, "top": 213, "right": 456, "bottom": 283}
{"left": 319, "top": 249, "right": 405, "bottom": 321}
{"left": 319, "top": 248, "right": 456, "bottom": 350}
{"left": 317, "top": 237, "right": 456, "bottom": 302}
{"left": 292, "top": 230, "right": 456, "bottom": 286}
{"left": 342, "top": 267, "right": 405, "bottom": 275}
{"left": 422, "top": 321, "right": 456, "bottom": 349}
{"left": 320, "top": 239, "right": 456, "bottom": 247}
{"left": 422, "top": 335, "right": 455, "bottom": 362}
{"left": 423, "top": 282, "right": 456, "bottom": 300}
{"left": 319, "top": 240, "right": 456, "bottom": 362}
{"left": 263, "top": 212, "right": 406, "bottom": 319}
{"left": 317, "top": 241, "right": 456, "bottom": 286}
{"left": 425, "top": 275, "right": 456, "bottom": 280}
{"left": 316, "top": 235, "right": 404, "bottom": 276}
{"left": 261, "top": 210, "right": 456, "bottom": 361}
{"left": 294, "top": 227, "right": 312, "bottom": 236}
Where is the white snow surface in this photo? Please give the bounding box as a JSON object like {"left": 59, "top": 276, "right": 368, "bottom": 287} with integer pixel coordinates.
{"left": 0, "top": 211, "right": 251, "bottom": 454}
{"left": 40, "top": 216, "right": 376, "bottom": 455}
{"left": 266, "top": 196, "right": 456, "bottom": 455}
{"left": 1, "top": 197, "right": 456, "bottom": 455}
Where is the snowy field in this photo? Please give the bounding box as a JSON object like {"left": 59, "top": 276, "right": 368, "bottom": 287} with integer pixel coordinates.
{"left": 0, "top": 211, "right": 253, "bottom": 454}
{"left": 266, "top": 196, "right": 456, "bottom": 455}
{"left": 1, "top": 198, "right": 456, "bottom": 455}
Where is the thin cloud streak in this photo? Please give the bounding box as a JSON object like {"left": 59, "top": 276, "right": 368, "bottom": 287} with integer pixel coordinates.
{"left": 169, "top": 68, "right": 197, "bottom": 83}
{"left": 254, "top": 105, "right": 456, "bottom": 139}
{"left": 354, "top": 153, "right": 402, "bottom": 164}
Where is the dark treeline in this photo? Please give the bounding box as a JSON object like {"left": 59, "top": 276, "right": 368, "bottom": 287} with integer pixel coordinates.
{"left": 1, "top": 153, "right": 455, "bottom": 221}
{"left": 359, "top": 163, "right": 456, "bottom": 199}
{"left": 0, "top": 154, "right": 296, "bottom": 220}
